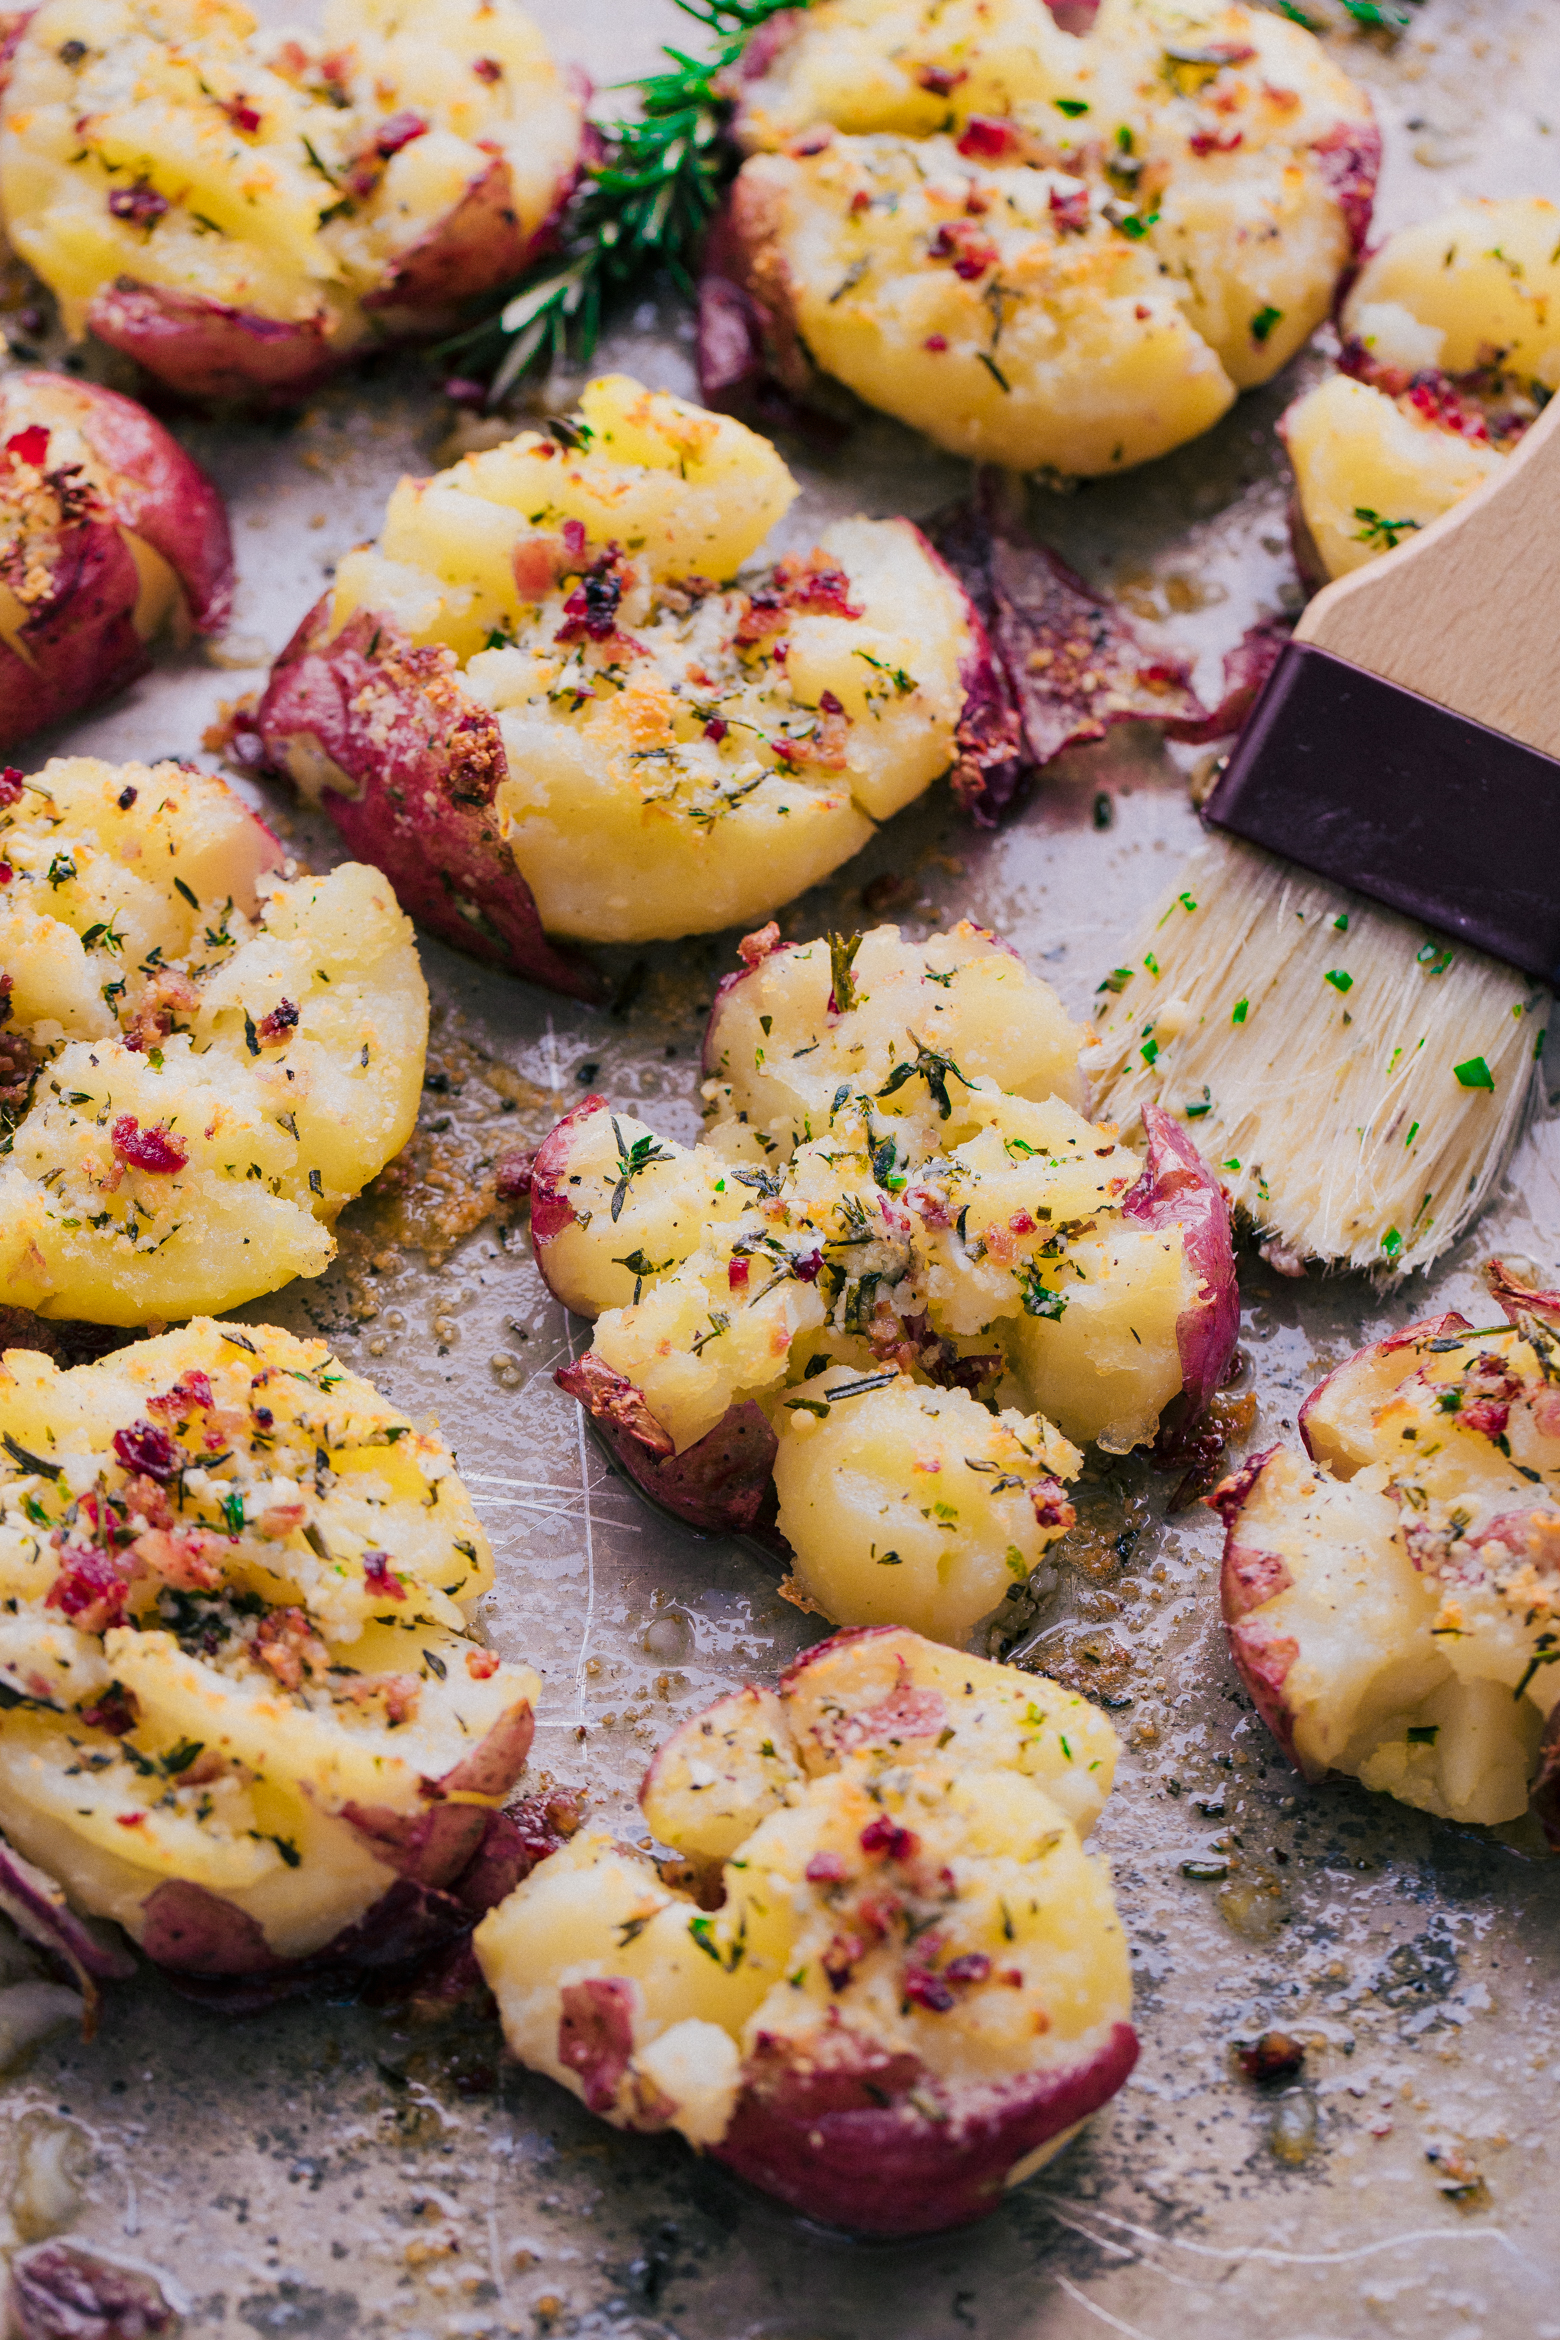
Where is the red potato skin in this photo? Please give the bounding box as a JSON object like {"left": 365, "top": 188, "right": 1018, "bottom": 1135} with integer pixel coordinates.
{"left": 1123, "top": 1104, "right": 1240, "bottom": 1428}
{"left": 254, "top": 600, "right": 604, "bottom": 1000}
{"left": 556, "top": 1352, "right": 780, "bottom": 1537}
{"left": 85, "top": 281, "right": 340, "bottom": 409}
{"left": 0, "top": 520, "right": 150, "bottom": 748}
{"left": 1296, "top": 1312, "right": 1472, "bottom": 1460}
{"left": 1208, "top": 1445, "right": 1314, "bottom": 1775}
{"left": 711, "top": 2018, "right": 1139, "bottom": 2236}
{"left": 367, "top": 143, "right": 582, "bottom": 334}
{"left": 28, "top": 371, "right": 236, "bottom": 631}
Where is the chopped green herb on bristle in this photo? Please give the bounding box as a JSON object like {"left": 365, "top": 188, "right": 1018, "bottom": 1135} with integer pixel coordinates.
{"left": 1086, "top": 839, "right": 1547, "bottom": 1276}
{"left": 439, "top": 0, "right": 803, "bottom": 399}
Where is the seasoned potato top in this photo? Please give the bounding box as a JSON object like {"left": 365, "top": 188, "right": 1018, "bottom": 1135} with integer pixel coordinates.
{"left": 319, "top": 376, "right": 979, "bottom": 947}
{"left": 726, "top": 0, "right": 1375, "bottom": 472}
{"left": 476, "top": 1625, "right": 1129, "bottom": 2166}
{"left": 0, "top": 1320, "right": 539, "bottom": 1958}
{"left": 1284, "top": 198, "right": 1560, "bottom": 581}
{"left": 0, "top": 756, "right": 426, "bottom": 1323}
{"left": 0, "top": 0, "right": 582, "bottom": 338}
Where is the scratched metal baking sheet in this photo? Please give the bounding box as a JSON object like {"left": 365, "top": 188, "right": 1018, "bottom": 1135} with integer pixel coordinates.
{"left": 1, "top": 1, "right": 1557, "bottom": 2332}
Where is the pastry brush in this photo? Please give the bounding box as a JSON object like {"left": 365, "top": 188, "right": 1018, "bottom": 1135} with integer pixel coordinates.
{"left": 1087, "top": 393, "right": 1560, "bottom": 1276}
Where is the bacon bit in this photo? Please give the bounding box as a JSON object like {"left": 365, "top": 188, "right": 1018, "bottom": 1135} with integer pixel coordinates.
{"left": 850, "top": 188, "right": 871, "bottom": 212}
{"left": 256, "top": 998, "right": 299, "bottom": 1045}
{"left": 904, "top": 1965, "right": 956, "bottom": 2012}
{"left": 554, "top": 558, "right": 625, "bottom": 644}
{"left": 108, "top": 181, "right": 169, "bottom": 227}
{"left": 256, "top": 1605, "right": 329, "bottom": 1689}
{"left": 0, "top": 865, "right": 10, "bottom": 886}
{"left": 860, "top": 1815, "right": 918, "bottom": 1862}
{"left": 1406, "top": 372, "right": 1491, "bottom": 443}
{"left": 148, "top": 1371, "right": 215, "bottom": 1421}
{"left": 333, "top": 1669, "right": 421, "bottom": 1723}
{"left": 737, "top": 921, "right": 782, "bottom": 967}
{"left": 364, "top": 1549, "right": 408, "bottom": 1602}
{"left": 822, "top": 1930, "right": 866, "bottom": 1990}
{"left": 0, "top": 767, "right": 22, "bottom": 807}
{"left": 560, "top": 517, "right": 588, "bottom": 564}
{"left": 964, "top": 187, "right": 993, "bottom": 217}
{"left": 465, "top": 1646, "right": 501, "bottom": 1680}
{"left": 376, "top": 109, "right": 429, "bottom": 157}
{"left": 223, "top": 93, "right": 262, "bottom": 133}
{"left": 80, "top": 1682, "right": 139, "bottom": 1735}
{"left": 1532, "top": 1387, "right": 1560, "bottom": 1439}
{"left": 1030, "top": 1478, "right": 1076, "bottom": 1531}
{"left": 1008, "top": 1210, "right": 1036, "bottom": 1235}
{"left": 111, "top": 1116, "right": 188, "bottom": 1174}
{"left": 957, "top": 116, "right": 1022, "bottom": 162}
{"left": 924, "top": 334, "right": 949, "bottom": 353}
{"left": 113, "top": 1421, "right": 181, "bottom": 1483}
{"left": 728, "top": 1256, "right": 751, "bottom": 1291}
{"left": 793, "top": 1246, "right": 823, "bottom": 1283}
{"left": 1001, "top": 1965, "right": 1024, "bottom": 1987}
{"left": 1048, "top": 185, "right": 1090, "bottom": 235}
{"left": 472, "top": 54, "right": 502, "bottom": 80}
{"left": 119, "top": 1473, "right": 174, "bottom": 1530}
{"left": 776, "top": 553, "right": 864, "bottom": 620}
{"left": 1189, "top": 128, "right": 1243, "bottom": 155}
{"left": 4, "top": 425, "right": 48, "bottom": 467}
{"left": 131, "top": 1527, "right": 225, "bottom": 1592}
{"left": 45, "top": 1547, "right": 130, "bottom": 1634}
{"left": 1460, "top": 1397, "right": 1510, "bottom": 1439}
{"left": 805, "top": 1849, "right": 848, "bottom": 1885}
{"left": 253, "top": 1502, "right": 306, "bottom": 1541}
{"left": 944, "top": 1951, "right": 991, "bottom": 1985}
{"left": 930, "top": 221, "right": 998, "bottom": 279}
{"left": 115, "top": 1812, "right": 146, "bottom": 1829}
{"left": 512, "top": 535, "right": 561, "bottom": 599}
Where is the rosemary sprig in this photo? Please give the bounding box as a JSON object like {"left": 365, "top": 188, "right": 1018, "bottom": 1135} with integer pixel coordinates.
{"left": 441, "top": 0, "right": 800, "bottom": 400}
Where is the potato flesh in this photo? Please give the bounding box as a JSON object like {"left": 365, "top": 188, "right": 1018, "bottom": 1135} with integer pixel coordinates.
{"left": 1229, "top": 1324, "right": 1560, "bottom": 1823}
{"left": 0, "top": 0, "right": 581, "bottom": 341}
{"left": 475, "top": 1625, "right": 1128, "bottom": 2155}
{"left": 732, "top": 0, "right": 1369, "bottom": 474}
{"left": 545, "top": 927, "right": 1197, "bottom": 1640}
{"left": 0, "top": 756, "right": 425, "bottom": 1323}
{"left": 703, "top": 923, "right": 1087, "bottom": 1162}
{"left": 0, "top": 1321, "right": 539, "bottom": 1958}
{"left": 333, "top": 387, "right": 972, "bottom": 943}
{"left": 1288, "top": 199, "right": 1560, "bottom": 582}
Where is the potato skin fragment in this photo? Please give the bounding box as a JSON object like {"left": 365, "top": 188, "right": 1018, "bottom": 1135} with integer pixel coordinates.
{"left": 475, "top": 1624, "right": 1135, "bottom": 2235}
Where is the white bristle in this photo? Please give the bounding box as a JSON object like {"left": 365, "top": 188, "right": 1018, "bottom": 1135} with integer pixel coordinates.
{"left": 1086, "top": 837, "right": 1549, "bottom": 1275}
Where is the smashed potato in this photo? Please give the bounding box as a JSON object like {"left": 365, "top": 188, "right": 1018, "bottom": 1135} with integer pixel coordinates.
{"left": 475, "top": 1624, "right": 1134, "bottom": 2235}
{"left": 256, "top": 376, "right": 1002, "bottom": 978}
{"left": 0, "top": 1321, "right": 543, "bottom": 1970}
{"left": 0, "top": 0, "right": 584, "bottom": 400}
{"left": 0, "top": 371, "right": 232, "bottom": 753}
{"left": 716, "top": 0, "right": 1376, "bottom": 473}
{"left": 538, "top": 923, "right": 1237, "bottom": 1641}
{"left": 1215, "top": 1267, "right": 1560, "bottom": 1837}
{"left": 0, "top": 756, "right": 425, "bottom": 1324}
{"left": 1284, "top": 198, "right": 1560, "bottom": 582}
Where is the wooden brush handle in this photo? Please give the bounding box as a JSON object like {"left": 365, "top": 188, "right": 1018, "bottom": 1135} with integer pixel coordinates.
{"left": 1295, "top": 388, "right": 1560, "bottom": 760}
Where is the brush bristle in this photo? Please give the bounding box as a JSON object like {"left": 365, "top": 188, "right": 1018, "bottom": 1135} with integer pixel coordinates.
{"left": 1087, "top": 837, "right": 1549, "bottom": 1275}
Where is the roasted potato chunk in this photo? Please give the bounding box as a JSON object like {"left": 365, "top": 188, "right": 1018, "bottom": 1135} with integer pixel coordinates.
{"left": 0, "top": 1321, "right": 545, "bottom": 1971}
{"left": 257, "top": 376, "right": 1007, "bottom": 979}
{"left": 716, "top": 0, "right": 1376, "bottom": 474}
{"left": 539, "top": 922, "right": 1237, "bottom": 1639}
{"left": 1284, "top": 198, "right": 1560, "bottom": 582}
{"left": 475, "top": 1625, "right": 1134, "bottom": 2235}
{"left": 0, "top": 756, "right": 425, "bottom": 1324}
{"left": 1214, "top": 1270, "right": 1560, "bottom": 1836}
{"left": 0, "top": 0, "right": 584, "bottom": 400}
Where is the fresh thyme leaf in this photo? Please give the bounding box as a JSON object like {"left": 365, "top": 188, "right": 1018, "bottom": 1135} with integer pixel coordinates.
{"left": 609, "top": 1115, "right": 673, "bottom": 1221}
{"left": 876, "top": 1040, "right": 971, "bottom": 1120}
{"left": 829, "top": 930, "right": 862, "bottom": 1015}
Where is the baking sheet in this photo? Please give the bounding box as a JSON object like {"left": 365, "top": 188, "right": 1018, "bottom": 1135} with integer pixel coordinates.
{"left": 1, "top": 1, "right": 1558, "bottom": 2332}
